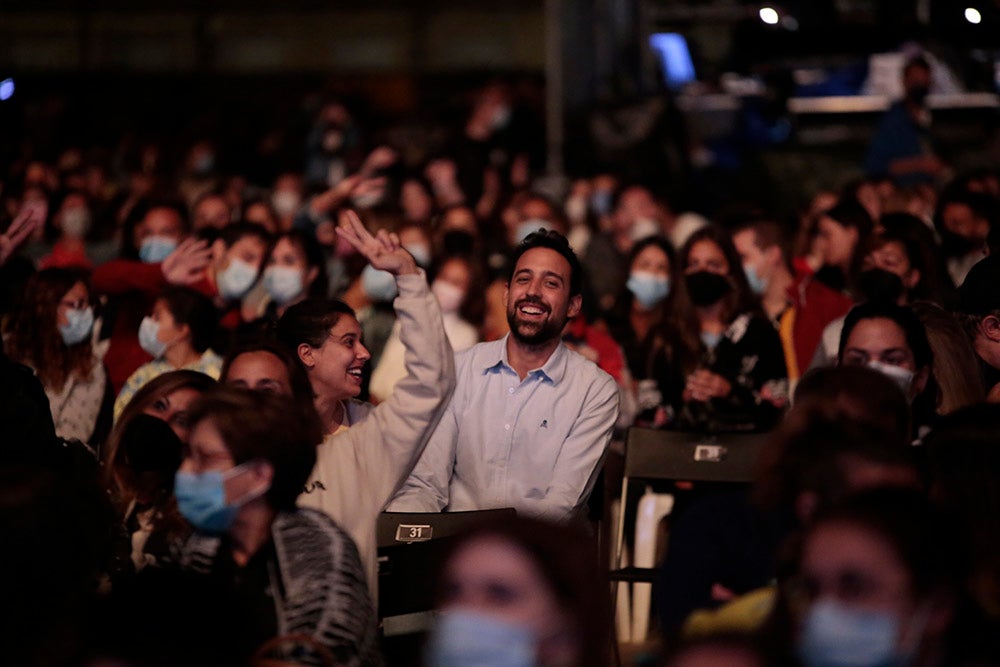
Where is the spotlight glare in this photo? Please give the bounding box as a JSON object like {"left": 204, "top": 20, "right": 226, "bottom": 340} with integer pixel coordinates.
{"left": 0, "top": 78, "right": 13, "bottom": 102}
{"left": 759, "top": 7, "right": 780, "bottom": 25}
{"left": 965, "top": 7, "right": 982, "bottom": 24}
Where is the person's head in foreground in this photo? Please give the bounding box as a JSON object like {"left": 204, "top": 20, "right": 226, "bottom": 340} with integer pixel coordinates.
{"left": 426, "top": 515, "right": 611, "bottom": 667}
{"left": 174, "top": 385, "right": 321, "bottom": 534}
{"left": 770, "top": 487, "right": 966, "bottom": 667}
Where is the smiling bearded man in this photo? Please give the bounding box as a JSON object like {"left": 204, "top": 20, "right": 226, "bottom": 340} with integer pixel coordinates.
{"left": 389, "top": 229, "right": 620, "bottom": 523}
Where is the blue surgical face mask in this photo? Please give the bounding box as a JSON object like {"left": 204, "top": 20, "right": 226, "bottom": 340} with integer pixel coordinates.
{"left": 138, "top": 315, "right": 167, "bottom": 359}
{"left": 139, "top": 236, "right": 178, "bottom": 263}
{"left": 174, "top": 461, "right": 265, "bottom": 534}
{"left": 425, "top": 609, "right": 536, "bottom": 667}
{"left": 217, "top": 257, "right": 259, "bottom": 300}
{"left": 797, "top": 599, "right": 912, "bottom": 667}
{"left": 361, "top": 264, "right": 398, "bottom": 302}
{"left": 59, "top": 306, "right": 94, "bottom": 347}
{"left": 627, "top": 271, "right": 670, "bottom": 309}
{"left": 263, "top": 265, "right": 304, "bottom": 305}
{"left": 700, "top": 330, "right": 722, "bottom": 349}
{"left": 743, "top": 263, "right": 768, "bottom": 295}
{"left": 590, "top": 190, "right": 612, "bottom": 217}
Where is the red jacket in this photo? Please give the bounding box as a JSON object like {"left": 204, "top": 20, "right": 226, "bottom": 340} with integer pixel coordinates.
{"left": 787, "top": 270, "right": 855, "bottom": 375}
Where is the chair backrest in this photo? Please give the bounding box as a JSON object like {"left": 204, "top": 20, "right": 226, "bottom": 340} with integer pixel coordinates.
{"left": 376, "top": 509, "right": 517, "bottom": 623}
{"left": 623, "top": 427, "right": 768, "bottom": 484}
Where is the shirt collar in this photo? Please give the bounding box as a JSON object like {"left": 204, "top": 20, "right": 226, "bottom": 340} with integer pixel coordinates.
{"left": 484, "top": 334, "right": 568, "bottom": 384}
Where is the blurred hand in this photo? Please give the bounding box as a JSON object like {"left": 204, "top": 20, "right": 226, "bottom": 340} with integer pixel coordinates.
{"left": 336, "top": 209, "right": 418, "bottom": 276}
{"left": 359, "top": 145, "right": 397, "bottom": 177}
{"left": 683, "top": 369, "right": 731, "bottom": 403}
{"left": 161, "top": 238, "right": 212, "bottom": 285}
{"left": 0, "top": 205, "right": 43, "bottom": 266}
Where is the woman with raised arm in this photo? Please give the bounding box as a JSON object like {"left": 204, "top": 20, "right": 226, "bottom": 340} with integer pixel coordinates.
{"left": 276, "top": 209, "right": 455, "bottom": 596}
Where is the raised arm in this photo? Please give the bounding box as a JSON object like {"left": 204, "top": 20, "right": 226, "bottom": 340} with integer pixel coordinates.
{"left": 333, "top": 210, "right": 456, "bottom": 509}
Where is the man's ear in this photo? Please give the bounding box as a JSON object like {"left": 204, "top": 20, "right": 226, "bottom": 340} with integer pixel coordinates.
{"left": 297, "top": 343, "right": 316, "bottom": 369}
{"left": 567, "top": 294, "right": 582, "bottom": 320}
{"left": 903, "top": 268, "right": 921, "bottom": 290}
{"left": 503, "top": 282, "right": 510, "bottom": 308}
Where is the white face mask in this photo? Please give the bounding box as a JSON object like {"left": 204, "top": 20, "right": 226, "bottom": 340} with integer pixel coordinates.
{"left": 867, "top": 359, "right": 916, "bottom": 397}
{"left": 630, "top": 216, "right": 661, "bottom": 241}
{"left": 263, "top": 265, "right": 305, "bottom": 305}
{"left": 61, "top": 207, "right": 91, "bottom": 239}
{"left": 216, "top": 258, "right": 259, "bottom": 300}
{"left": 271, "top": 190, "right": 301, "bottom": 218}
{"left": 431, "top": 280, "right": 466, "bottom": 314}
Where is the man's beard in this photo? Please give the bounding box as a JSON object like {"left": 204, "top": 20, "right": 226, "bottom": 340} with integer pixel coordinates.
{"left": 507, "top": 296, "right": 566, "bottom": 347}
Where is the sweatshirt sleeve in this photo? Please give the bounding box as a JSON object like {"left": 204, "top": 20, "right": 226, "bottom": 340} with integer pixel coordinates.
{"left": 342, "top": 270, "right": 456, "bottom": 510}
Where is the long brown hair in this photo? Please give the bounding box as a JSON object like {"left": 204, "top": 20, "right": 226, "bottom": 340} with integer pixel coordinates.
{"left": 4, "top": 268, "right": 95, "bottom": 390}
{"left": 663, "top": 225, "right": 758, "bottom": 375}
{"left": 103, "top": 370, "right": 217, "bottom": 502}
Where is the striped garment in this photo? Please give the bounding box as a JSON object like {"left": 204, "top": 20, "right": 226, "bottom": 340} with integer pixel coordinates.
{"left": 176, "top": 508, "right": 382, "bottom": 666}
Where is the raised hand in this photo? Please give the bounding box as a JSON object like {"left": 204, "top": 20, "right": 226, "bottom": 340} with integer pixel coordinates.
{"left": 0, "top": 204, "right": 43, "bottom": 266}
{"left": 359, "top": 145, "right": 397, "bottom": 177}
{"left": 161, "top": 238, "right": 212, "bottom": 285}
{"left": 336, "top": 209, "right": 418, "bottom": 276}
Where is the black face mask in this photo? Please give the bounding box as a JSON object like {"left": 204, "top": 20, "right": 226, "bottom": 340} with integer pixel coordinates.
{"left": 906, "top": 85, "right": 930, "bottom": 106}
{"left": 685, "top": 271, "right": 732, "bottom": 306}
{"left": 857, "top": 267, "right": 905, "bottom": 304}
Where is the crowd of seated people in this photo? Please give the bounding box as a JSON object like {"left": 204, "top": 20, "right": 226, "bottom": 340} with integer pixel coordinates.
{"left": 1, "top": 74, "right": 1000, "bottom": 667}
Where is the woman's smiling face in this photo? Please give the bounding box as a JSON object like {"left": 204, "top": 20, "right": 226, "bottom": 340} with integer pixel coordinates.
{"left": 305, "top": 315, "right": 371, "bottom": 402}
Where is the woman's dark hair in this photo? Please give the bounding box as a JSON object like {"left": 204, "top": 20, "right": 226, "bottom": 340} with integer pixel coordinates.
{"left": 752, "top": 388, "right": 917, "bottom": 515}
{"left": 436, "top": 514, "right": 612, "bottom": 667}
{"left": 664, "top": 224, "right": 758, "bottom": 375}
{"left": 820, "top": 198, "right": 874, "bottom": 292}
{"left": 837, "top": 301, "right": 933, "bottom": 371}
{"left": 878, "top": 212, "right": 957, "bottom": 307}
{"left": 220, "top": 335, "right": 315, "bottom": 405}
{"left": 158, "top": 285, "right": 218, "bottom": 354}
{"left": 4, "top": 267, "right": 95, "bottom": 390}
{"left": 793, "top": 365, "right": 911, "bottom": 441}
{"left": 275, "top": 297, "right": 356, "bottom": 351}
{"left": 185, "top": 386, "right": 322, "bottom": 511}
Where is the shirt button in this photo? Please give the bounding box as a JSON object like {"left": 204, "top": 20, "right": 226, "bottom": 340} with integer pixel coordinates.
{"left": 508, "top": 387, "right": 514, "bottom": 394}
{"left": 504, "top": 424, "right": 510, "bottom": 430}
